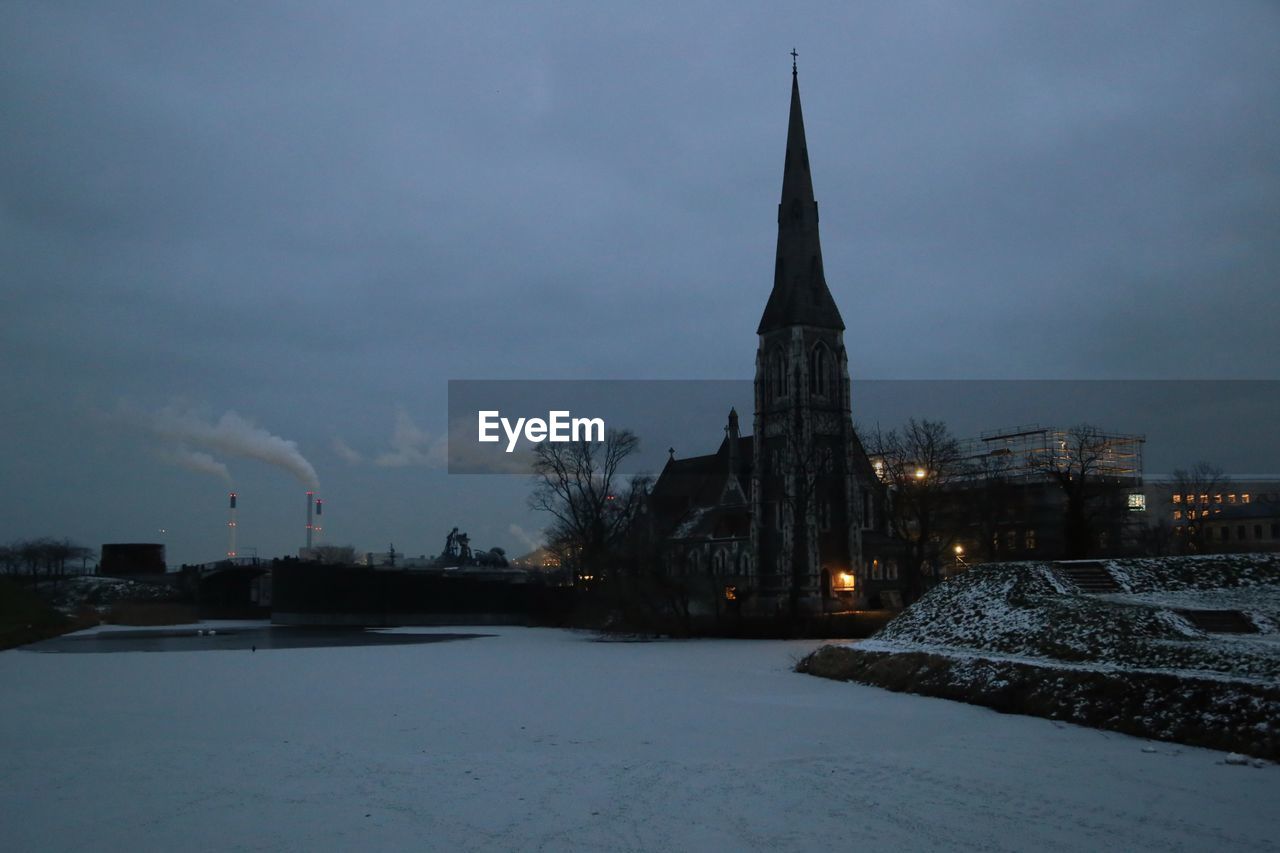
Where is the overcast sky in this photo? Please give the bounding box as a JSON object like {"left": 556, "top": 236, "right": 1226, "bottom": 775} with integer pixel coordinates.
{"left": 3, "top": 2, "right": 1278, "bottom": 565}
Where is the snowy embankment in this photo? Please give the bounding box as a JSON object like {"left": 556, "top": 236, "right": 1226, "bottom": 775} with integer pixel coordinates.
{"left": 3, "top": 627, "right": 1278, "bottom": 852}
{"left": 799, "top": 555, "right": 1280, "bottom": 760}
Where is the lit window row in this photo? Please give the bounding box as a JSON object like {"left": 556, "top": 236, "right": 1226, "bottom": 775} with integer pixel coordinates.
{"left": 1172, "top": 493, "right": 1250, "bottom": 505}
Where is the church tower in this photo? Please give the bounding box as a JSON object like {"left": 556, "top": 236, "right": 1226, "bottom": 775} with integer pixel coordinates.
{"left": 751, "top": 60, "right": 864, "bottom": 611}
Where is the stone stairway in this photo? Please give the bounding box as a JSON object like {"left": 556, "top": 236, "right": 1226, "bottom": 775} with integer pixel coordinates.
{"left": 1176, "top": 609, "right": 1257, "bottom": 634}
{"left": 1054, "top": 561, "right": 1123, "bottom": 593}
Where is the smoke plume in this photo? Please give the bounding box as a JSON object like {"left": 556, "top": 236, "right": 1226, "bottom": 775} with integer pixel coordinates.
{"left": 148, "top": 406, "right": 320, "bottom": 489}
{"left": 331, "top": 436, "right": 364, "bottom": 464}
{"left": 157, "top": 447, "right": 232, "bottom": 482}
{"left": 508, "top": 524, "right": 542, "bottom": 554}
{"left": 374, "top": 408, "right": 447, "bottom": 468}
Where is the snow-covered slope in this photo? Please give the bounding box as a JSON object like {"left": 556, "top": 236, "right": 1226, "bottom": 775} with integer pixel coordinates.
{"left": 800, "top": 554, "right": 1280, "bottom": 760}
{"left": 865, "top": 554, "right": 1280, "bottom": 682}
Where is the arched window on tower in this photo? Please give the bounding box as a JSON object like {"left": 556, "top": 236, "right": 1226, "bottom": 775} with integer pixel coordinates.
{"left": 809, "top": 344, "right": 830, "bottom": 397}
{"left": 771, "top": 349, "right": 787, "bottom": 401}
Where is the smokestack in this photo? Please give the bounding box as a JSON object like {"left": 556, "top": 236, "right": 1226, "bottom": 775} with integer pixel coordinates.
{"left": 305, "top": 490, "right": 314, "bottom": 550}
{"left": 227, "top": 491, "right": 238, "bottom": 558}
{"left": 313, "top": 498, "right": 323, "bottom": 543}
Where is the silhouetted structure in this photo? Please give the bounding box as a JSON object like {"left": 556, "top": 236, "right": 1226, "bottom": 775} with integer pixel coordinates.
{"left": 647, "top": 63, "right": 899, "bottom": 613}
{"left": 99, "top": 543, "right": 166, "bottom": 576}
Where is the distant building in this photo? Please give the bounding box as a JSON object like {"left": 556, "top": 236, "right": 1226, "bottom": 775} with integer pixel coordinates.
{"left": 1145, "top": 477, "right": 1280, "bottom": 554}
{"left": 937, "top": 425, "right": 1147, "bottom": 564}
{"left": 99, "top": 543, "right": 166, "bottom": 576}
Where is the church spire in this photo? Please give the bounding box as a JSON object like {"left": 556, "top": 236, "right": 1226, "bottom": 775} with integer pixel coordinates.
{"left": 757, "top": 58, "right": 845, "bottom": 335}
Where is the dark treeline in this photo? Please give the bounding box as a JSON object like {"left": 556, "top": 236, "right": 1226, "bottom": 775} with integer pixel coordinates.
{"left": 0, "top": 538, "right": 94, "bottom": 586}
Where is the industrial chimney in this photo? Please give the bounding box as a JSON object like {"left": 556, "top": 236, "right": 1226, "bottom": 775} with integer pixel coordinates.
{"left": 305, "top": 490, "right": 314, "bottom": 551}
{"left": 227, "top": 492, "right": 238, "bottom": 559}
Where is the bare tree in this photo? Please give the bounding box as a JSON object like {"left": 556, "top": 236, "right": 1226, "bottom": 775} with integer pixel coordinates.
{"left": 869, "top": 419, "right": 966, "bottom": 603}
{"left": 0, "top": 544, "right": 19, "bottom": 578}
{"left": 529, "top": 429, "right": 649, "bottom": 587}
{"left": 965, "top": 448, "right": 1016, "bottom": 562}
{"left": 1171, "top": 462, "right": 1231, "bottom": 554}
{"left": 1037, "top": 424, "right": 1134, "bottom": 559}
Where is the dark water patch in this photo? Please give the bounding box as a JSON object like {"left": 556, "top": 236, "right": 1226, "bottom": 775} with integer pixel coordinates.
{"left": 21, "top": 627, "right": 493, "bottom": 653}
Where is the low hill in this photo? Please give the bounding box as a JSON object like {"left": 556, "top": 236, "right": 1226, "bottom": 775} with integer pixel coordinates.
{"left": 799, "top": 554, "right": 1280, "bottom": 759}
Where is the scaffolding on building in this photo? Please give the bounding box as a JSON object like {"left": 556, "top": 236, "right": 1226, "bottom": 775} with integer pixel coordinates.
{"left": 958, "top": 424, "right": 1145, "bottom": 484}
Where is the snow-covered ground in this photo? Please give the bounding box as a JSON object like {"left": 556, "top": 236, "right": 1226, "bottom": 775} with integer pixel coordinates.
{"left": 2, "top": 627, "right": 1276, "bottom": 852}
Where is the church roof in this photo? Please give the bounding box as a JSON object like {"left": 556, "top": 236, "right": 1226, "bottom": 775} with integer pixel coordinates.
{"left": 757, "top": 65, "right": 845, "bottom": 335}
{"left": 649, "top": 434, "right": 753, "bottom": 532}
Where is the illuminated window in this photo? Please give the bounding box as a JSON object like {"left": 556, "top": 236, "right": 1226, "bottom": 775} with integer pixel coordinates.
{"left": 1127, "top": 494, "right": 1146, "bottom": 511}
{"left": 1214, "top": 494, "right": 1223, "bottom": 503}
{"left": 1243, "top": 494, "right": 1251, "bottom": 504}
{"left": 1228, "top": 494, "right": 1237, "bottom": 503}
{"left": 1172, "top": 494, "right": 1182, "bottom": 504}
{"left": 724, "top": 585, "right": 738, "bottom": 601}
{"left": 1173, "top": 510, "right": 1182, "bottom": 520}
{"left": 1025, "top": 529, "right": 1037, "bottom": 550}
{"left": 832, "top": 571, "right": 856, "bottom": 591}
{"left": 1199, "top": 494, "right": 1209, "bottom": 504}
{"left": 871, "top": 559, "right": 883, "bottom": 580}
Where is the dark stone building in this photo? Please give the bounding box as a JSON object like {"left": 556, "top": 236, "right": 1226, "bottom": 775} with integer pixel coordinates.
{"left": 647, "top": 65, "right": 899, "bottom": 613}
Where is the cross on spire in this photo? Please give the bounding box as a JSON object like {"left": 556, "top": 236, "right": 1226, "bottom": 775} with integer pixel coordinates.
{"left": 791, "top": 48, "right": 798, "bottom": 74}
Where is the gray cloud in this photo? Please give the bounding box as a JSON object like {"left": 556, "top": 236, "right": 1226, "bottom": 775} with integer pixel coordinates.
{"left": 2, "top": 1, "right": 1277, "bottom": 562}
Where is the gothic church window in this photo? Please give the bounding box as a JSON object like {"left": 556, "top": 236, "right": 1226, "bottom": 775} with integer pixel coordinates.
{"left": 809, "top": 344, "right": 829, "bottom": 397}
{"left": 770, "top": 350, "right": 788, "bottom": 400}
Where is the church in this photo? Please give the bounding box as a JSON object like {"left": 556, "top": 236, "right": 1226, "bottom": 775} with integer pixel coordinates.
{"left": 646, "top": 63, "right": 902, "bottom": 613}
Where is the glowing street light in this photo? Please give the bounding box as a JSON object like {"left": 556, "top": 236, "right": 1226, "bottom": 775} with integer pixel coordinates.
{"left": 914, "top": 467, "right": 927, "bottom": 480}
